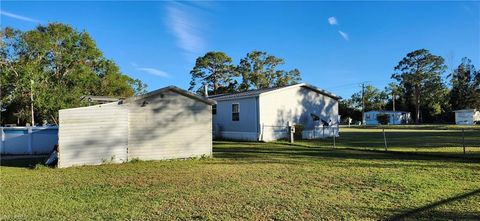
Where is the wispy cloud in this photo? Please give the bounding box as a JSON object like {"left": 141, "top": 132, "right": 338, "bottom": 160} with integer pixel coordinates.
{"left": 0, "top": 10, "right": 42, "bottom": 23}
{"left": 132, "top": 63, "right": 169, "bottom": 78}
{"left": 165, "top": 2, "right": 208, "bottom": 60}
{"left": 338, "top": 31, "right": 349, "bottom": 41}
{"left": 328, "top": 17, "right": 338, "bottom": 25}
{"left": 328, "top": 16, "right": 350, "bottom": 41}
{"left": 137, "top": 68, "right": 170, "bottom": 77}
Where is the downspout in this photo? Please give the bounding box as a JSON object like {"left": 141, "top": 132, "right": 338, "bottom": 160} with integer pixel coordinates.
{"left": 256, "top": 96, "right": 261, "bottom": 141}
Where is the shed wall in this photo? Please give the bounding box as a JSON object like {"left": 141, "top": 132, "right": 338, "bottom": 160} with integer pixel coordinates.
{"left": 127, "top": 91, "right": 212, "bottom": 160}
{"left": 58, "top": 103, "right": 128, "bottom": 168}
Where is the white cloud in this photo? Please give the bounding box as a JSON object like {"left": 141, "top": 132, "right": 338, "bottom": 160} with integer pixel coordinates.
{"left": 165, "top": 2, "right": 206, "bottom": 60}
{"left": 328, "top": 17, "right": 338, "bottom": 25}
{"left": 132, "top": 63, "right": 169, "bottom": 78}
{"left": 0, "top": 10, "right": 42, "bottom": 23}
{"left": 136, "top": 67, "right": 170, "bottom": 78}
{"left": 338, "top": 31, "right": 349, "bottom": 41}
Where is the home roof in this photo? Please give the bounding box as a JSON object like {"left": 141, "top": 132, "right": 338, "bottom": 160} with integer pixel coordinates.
{"left": 208, "top": 83, "right": 341, "bottom": 101}
{"left": 126, "top": 85, "right": 216, "bottom": 105}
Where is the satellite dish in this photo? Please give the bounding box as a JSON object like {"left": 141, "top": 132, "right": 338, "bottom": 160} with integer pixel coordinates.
{"left": 310, "top": 113, "right": 320, "bottom": 121}
{"left": 321, "top": 119, "right": 329, "bottom": 126}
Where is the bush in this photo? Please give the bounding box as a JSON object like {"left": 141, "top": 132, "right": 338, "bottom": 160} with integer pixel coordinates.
{"left": 376, "top": 114, "right": 390, "bottom": 125}
{"left": 294, "top": 124, "right": 304, "bottom": 139}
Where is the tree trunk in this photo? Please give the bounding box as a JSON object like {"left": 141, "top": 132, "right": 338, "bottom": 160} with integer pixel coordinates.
{"left": 415, "top": 86, "right": 420, "bottom": 124}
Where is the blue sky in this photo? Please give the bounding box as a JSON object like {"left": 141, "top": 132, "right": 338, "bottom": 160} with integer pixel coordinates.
{"left": 1, "top": 1, "right": 479, "bottom": 98}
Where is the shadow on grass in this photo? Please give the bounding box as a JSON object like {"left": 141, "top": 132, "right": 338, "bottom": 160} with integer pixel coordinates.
{"left": 386, "top": 189, "right": 480, "bottom": 220}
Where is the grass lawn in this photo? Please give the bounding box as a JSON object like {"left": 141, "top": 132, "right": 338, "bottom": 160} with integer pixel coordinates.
{"left": 1, "top": 133, "right": 480, "bottom": 220}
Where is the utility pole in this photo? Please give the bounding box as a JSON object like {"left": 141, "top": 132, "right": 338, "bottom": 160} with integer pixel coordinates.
{"left": 361, "top": 82, "right": 366, "bottom": 125}
{"left": 0, "top": 81, "right": 2, "bottom": 125}
{"left": 392, "top": 91, "right": 395, "bottom": 112}
{"left": 30, "top": 79, "right": 35, "bottom": 126}
{"left": 392, "top": 91, "right": 396, "bottom": 124}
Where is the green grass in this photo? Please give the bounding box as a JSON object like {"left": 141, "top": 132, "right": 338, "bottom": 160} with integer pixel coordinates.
{"left": 1, "top": 136, "right": 480, "bottom": 220}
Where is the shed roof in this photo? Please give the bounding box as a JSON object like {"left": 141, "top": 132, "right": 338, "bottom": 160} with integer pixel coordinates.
{"left": 453, "top": 109, "right": 477, "bottom": 113}
{"left": 208, "top": 83, "right": 341, "bottom": 101}
{"left": 126, "top": 85, "right": 216, "bottom": 105}
{"left": 80, "top": 95, "right": 123, "bottom": 104}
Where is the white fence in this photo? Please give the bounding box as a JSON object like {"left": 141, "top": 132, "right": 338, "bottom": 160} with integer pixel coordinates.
{"left": 302, "top": 125, "right": 339, "bottom": 139}
{"left": 0, "top": 127, "right": 58, "bottom": 155}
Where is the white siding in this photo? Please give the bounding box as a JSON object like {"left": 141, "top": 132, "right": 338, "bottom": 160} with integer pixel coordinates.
{"left": 58, "top": 102, "right": 128, "bottom": 168}
{"left": 259, "top": 86, "right": 339, "bottom": 141}
{"left": 211, "top": 85, "right": 339, "bottom": 141}
{"left": 127, "top": 91, "right": 212, "bottom": 160}
{"left": 212, "top": 97, "right": 259, "bottom": 141}
{"left": 455, "top": 111, "right": 477, "bottom": 125}
{"left": 57, "top": 88, "right": 213, "bottom": 168}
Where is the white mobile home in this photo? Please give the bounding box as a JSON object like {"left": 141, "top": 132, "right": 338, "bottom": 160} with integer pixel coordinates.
{"left": 209, "top": 83, "right": 341, "bottom": 141}
{"left": 58, "top": 86, "right": 215, "bottom": 168}
{"left": 454, "top": 109, "right": 480, "bottom": 125}
{"left": 363, "top": 111, "right": 411, "bottom": 125}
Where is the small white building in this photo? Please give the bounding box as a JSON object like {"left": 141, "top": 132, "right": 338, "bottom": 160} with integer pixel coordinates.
{"left": 58, "top": 86, "right": 216, "bottom": 168}
{"left": 363, "top": 110, "right": 411, "bottom": 125}
{"left": 209, "top": 83, "right": 341, "bottom": 141}
{"left": 453, "top": 109, "right": 480, "bottom": 125}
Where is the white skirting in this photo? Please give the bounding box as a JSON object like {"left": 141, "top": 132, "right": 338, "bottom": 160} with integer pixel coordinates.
{"left": 217, "top": 131, "right": 259, "bottom": 141}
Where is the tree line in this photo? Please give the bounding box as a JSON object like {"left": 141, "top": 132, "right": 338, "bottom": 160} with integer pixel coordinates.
{"left": 2, "top": 23, "right": 477, "bottom": 126}
{"left": 1, "top": 23, "right": 146, "bottom": 125}
{"left": 341, "top": 49, "right": 480, "bottom": 124}
{"left": 188, "top": 51, "right": 301, "bottom": 95}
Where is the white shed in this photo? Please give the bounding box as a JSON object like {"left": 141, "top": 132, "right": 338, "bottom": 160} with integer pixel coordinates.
{"left": 209, "top": 83, "right": 341, "bottom": 141}
{"left": 58, "top": 86, "right": 216, "bottom": 168}
{"left": 453, "top": 109, "right": 480, "bottom": 125}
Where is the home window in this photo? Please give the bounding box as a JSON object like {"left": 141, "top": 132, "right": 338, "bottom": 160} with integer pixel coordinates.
{"left": 232, "top": 103, "right": 239, "bottom": 121}
{"left": 212, "top": 104, "right": 217, "bottom": 115}
{"left": 366, "top": 114, "right": 371, "bottom": 120}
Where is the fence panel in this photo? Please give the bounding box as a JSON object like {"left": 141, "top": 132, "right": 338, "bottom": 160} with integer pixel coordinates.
{"left": 0, "top": 127, "right": 58, "bottom": 155}
{"left": 298, "top": 126, "right": 480, "bottom": 158}
{"left": 302, "top": 125, "right": 339, "bottom": 139}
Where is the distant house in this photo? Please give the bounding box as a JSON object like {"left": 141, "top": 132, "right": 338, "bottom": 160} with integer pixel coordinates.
{"left": 453, "top": 109, "right": 480, "bottom": 125}
{"left": 209, "top": 83, "right": 341, "bottom": 141}
{"left": 80, "top": 95, "right": 123, "bottom": 105}
{"left": 58, "top": 86, "right": 216, "bottom": 168}
{"left": 363, "top": 110, "right": 411, "bottom": 125}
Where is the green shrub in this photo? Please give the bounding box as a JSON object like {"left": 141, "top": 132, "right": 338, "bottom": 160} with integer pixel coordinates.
{"left": 128, "top": 158, "right": 142, "bottom": 163}
{"left": 32, "top": 164, "right": 49, "bottom": 170}
{"left": 376, "top": 114, "right": 390, "bottom": 125}
{"left": 294, "top": 124, "right": 304, "bottom": 139}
